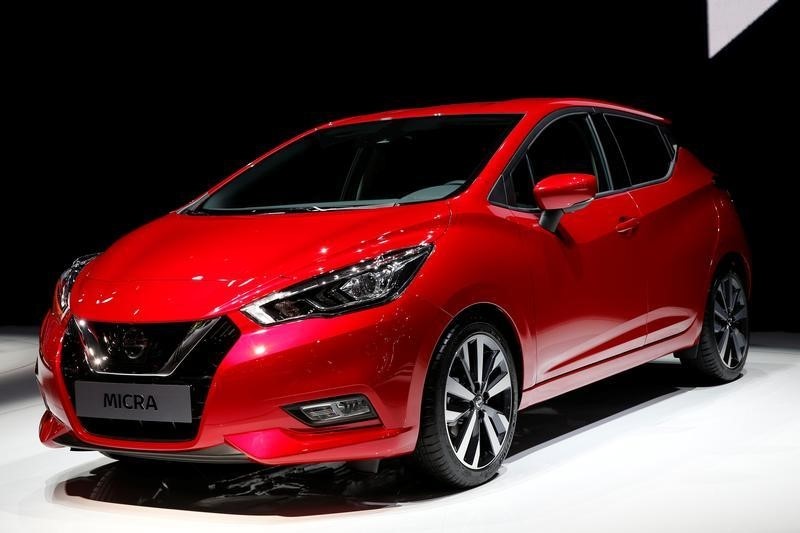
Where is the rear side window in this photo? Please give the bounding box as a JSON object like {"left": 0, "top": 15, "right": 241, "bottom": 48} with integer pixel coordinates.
{"left": 591, "top": 115, "right": 631, "bottom": 189}
{"left": 606, "top": 115, "right": 672, "bottom": 185}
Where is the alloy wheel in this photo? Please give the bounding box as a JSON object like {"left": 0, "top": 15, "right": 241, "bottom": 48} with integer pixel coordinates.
{"left": 444, "top": 333, "right": 514, "bottom": 469}
{"left": 713, "top": 273, "right": 749, "bottom": 368}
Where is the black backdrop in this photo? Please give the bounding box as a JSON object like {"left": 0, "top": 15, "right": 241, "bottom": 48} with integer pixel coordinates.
{"left": 3, "top": 2, "right": 797, "bottom": 331}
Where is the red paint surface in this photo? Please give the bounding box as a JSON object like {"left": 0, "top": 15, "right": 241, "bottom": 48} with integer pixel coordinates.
{"left": 37, "top": 99, "right": 749, "bottom": 464}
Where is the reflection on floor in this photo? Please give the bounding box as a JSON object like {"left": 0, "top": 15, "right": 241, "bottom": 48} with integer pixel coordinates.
{"left": 60, "top": 361, "right": 705, "bottom": 517}
{"left": 63, "top": 459, "right": 443, "bottom": 516}
{"left": 1, "top": 329, "right": 799, "bottom": 532}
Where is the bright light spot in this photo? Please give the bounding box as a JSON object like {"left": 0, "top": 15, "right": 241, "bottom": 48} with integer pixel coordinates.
{"left": 254, "top": 345, "right": 267, "bottom": 355}
{"left": 77, "top": 319, "right": 86, "bottom": 327}
{"left": 320, "top": 247, "right": 329, "bottom": 254}
{"left": 192, "top": 275, "right": 204, "bottom": 281}
{"left": 707, "top": 0, "right": 777, "bottom": 57}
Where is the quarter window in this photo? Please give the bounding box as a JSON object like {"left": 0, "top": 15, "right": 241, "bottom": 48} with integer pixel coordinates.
{"left": 507, "top": 154, "right": 536, "bottom": 208}
{"left": 605, "top": 115, "right": 672, "bottom": 185}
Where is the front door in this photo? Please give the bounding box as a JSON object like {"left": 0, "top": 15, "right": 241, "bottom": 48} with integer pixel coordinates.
{"left": 498, "top": 112, "right": 648, "bottom": 381}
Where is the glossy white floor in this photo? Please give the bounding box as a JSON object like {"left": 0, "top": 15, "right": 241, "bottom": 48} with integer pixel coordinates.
{"left": 1, "top": 328, "right": 799, "bottom": 533}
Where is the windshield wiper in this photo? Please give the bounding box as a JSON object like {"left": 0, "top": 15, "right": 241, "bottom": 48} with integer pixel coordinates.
{"left": 186, "top": 203, "right": 401, "bottom": 215}
{"left": 299, "top": 202, "right": 400, "bottom": 212}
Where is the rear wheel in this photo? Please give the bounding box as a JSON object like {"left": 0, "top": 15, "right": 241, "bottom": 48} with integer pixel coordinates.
{"left": 415, "top": 320, "right": 518, "bottom": 488}
{"left": 681, "top": 268, "right": 749, "bottom": 382}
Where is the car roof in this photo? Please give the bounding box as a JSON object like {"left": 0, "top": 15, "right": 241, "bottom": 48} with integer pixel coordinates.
{"left": 326, "top": 98, "right": 668, "bottom": 128}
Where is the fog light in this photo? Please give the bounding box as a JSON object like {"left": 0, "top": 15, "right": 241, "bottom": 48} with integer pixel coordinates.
{"left": 284, "top": 395, "right": 377, "bottom": 426}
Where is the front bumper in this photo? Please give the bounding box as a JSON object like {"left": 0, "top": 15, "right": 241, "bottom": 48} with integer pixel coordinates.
{"left": 37, "top": 295, "right": 451, "bottom": 464}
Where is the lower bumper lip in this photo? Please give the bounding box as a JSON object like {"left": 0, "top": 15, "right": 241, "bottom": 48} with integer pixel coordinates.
{"left": 53, "top": 432, "right": 249, "bottom": 463}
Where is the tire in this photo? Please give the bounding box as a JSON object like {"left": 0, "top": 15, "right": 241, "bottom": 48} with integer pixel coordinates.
{"left": 414, "top": 319, "right": 519, "bottom": 488}
{"left": 680, "top": 268, "right": 749, "bottom": 382}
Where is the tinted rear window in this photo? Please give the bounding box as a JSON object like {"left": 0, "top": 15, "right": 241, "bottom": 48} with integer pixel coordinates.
{"left": 606, "top": 115, "right": 672, "bottom": 185}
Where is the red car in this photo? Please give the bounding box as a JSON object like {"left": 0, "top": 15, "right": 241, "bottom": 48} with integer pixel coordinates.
{"left": 37, "top": 99, "right": 751, "bottom": 488}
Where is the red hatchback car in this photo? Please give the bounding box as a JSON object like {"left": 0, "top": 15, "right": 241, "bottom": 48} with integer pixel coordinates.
{"left": 37, "top": 99, "right": 751, "bottom": 487}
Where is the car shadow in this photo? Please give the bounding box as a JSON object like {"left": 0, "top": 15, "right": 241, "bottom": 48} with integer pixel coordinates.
{"left": 56, "top": 358, "right": 714, "bottom": 517}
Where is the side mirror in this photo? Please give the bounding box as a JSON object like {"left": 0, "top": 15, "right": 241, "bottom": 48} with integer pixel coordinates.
{"left": 533, "top": 173, "right": 597, "bottom": 232}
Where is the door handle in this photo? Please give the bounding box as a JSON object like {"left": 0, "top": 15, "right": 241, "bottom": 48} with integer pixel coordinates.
{"left": 615, "top": 216, "right": 640, "bottom": 234}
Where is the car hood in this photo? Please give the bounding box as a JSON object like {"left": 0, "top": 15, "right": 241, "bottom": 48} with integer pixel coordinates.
{"left": 71, "top": 202, "right": 450, "bottom": 323}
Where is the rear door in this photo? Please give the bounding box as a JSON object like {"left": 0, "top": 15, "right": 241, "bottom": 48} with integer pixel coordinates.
{"left": 600, "top": 113, "right": 718, "bottom": 344}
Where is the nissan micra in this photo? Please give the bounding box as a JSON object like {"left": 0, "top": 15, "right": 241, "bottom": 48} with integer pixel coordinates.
{"left": 38, "top": 99, "right": 751, "bottom": 488}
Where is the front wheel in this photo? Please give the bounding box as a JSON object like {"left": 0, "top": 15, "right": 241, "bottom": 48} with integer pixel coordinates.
{"left": 681, "top": 268, "right": 749, "bottom": 382}
{"left": 414, "top": 320, "right": 518, "bottom": 488}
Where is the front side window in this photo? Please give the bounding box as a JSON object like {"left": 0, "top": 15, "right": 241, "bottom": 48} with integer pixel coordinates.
{"left": 499, "top": 113, "right": 607, "bottom": 209}
{"left": 195, "top": 115, "right": 520, "bottom": 214}
{"left": 605, "top": 115, "right": 672, "bottom": 185}
{"left": 506, "top": 154, "right": 537, "bottom": 208}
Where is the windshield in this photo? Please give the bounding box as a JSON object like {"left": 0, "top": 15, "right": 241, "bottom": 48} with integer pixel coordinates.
{"left": 194, "top": 114, "right": 520, "bottom": 214}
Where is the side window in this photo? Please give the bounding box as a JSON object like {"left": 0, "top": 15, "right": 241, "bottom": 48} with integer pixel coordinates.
{"left": 661, "top": 125, "right": 677, "bottom": 158}
{"left": 498, "top": 114, "right": 608, "bottom": 209}
{"left": 606, "top": 115, "right": 673, "bottom": 185}
{"left": 526, "top": 115, "right": 604, "bottom": 189}
{"left": 591, "top": 115, "right": 631, "bottom": 189}
{"left": 507, "top": 154, "right": 536, "bottom": 207}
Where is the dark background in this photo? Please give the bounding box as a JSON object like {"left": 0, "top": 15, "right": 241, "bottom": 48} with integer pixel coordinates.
{"left": 3, "top": 2, "right": 797, "bottom": 330}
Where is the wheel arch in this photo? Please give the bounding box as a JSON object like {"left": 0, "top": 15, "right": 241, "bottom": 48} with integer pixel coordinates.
{"left": 441, "top": 302, "right": 525, "bottom": 398}
{"left": 680, "top": 250, "right": 751, "bottom": 360}
{"left": 715, "top": 251, "right": 751, "bottom": 295}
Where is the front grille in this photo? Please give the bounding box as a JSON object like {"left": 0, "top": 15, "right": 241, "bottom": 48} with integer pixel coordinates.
{"left": 61, "top": 316, "right": 240, "bottom": 442}
{"left": 83, "top": 321, "right": 194, "bottom": 375}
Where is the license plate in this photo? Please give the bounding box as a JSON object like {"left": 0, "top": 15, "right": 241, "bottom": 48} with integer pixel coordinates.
{"left": 75, "top": 381, "right": 192, "bottom": 423}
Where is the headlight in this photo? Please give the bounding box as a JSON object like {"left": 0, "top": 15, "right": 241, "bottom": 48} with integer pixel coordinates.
{"left": 54, "top": 254, "right": 100, "bottom": 318}
{"left": 242, "top": 245, "right": 432, "bottom": 325}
